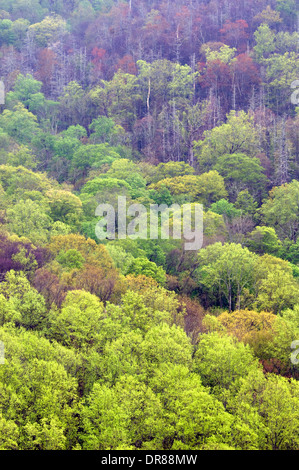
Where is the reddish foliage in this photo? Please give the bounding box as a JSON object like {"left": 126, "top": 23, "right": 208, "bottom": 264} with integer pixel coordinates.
{"left": 232, "top": 54, "right": 260, "bottom": 87}
{"left": 91, "top": 47, "right": 106, "bottom": 68}
{"left": 32, "top": 268, "right": 72, "bottom": 308}
{"left": 261, "top": 358, "right": 299, "bottom": 380}
{"left": 178, "top": 295, "right": 206, "bottom": 344}
{"left": 36, "top": 48, "right": 57, "bottom": 94}
{"left": 115, "top": 54, "right": 137, "bottom": 75}
{"left": 73, "top": 264, "right": 123, "bottom": 303}
{"left": 0, "top": 234, "right": 50, "bottom": 280}
{"left": 200, "top": 59, "right": 232, "bottom": 95}
{"left": 220, "top": 19, "right": 249, "bottom": 52}
{"left": 256, "top": 153, "right": 273, "bottom": 180}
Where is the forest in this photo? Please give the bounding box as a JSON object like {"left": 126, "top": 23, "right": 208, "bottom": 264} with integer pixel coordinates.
{"left": 0, "top": 0, "right": 299, "bottom": 451}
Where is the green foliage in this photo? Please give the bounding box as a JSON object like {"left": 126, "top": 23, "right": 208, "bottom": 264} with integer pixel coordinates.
{"left": 253, "top": 24, "right": 276, "bottom": 62}
{"left": 127, "top": 258, "right": 166, "bottom": 285}
{"left": 28, "top": 14, "right": 67, "bottom": 47}
{"left": 72, "top": 144, "right": 122, "bottom": 170}
{"left": 5, "top": 146, "right": 37, "bottom": 170}
{"left": 106, "top": 244, "right": 134, "bottom": 275}
{"left": 0, "top": 104, "right": 39, "bottom": 143}
{"left": 210, "top": 199, "right": 241, "bottom": 221}
{"left": 150, "top": 171, "right": 227, "bottom": 205}
{"left": 6, "top": 74, "right": 43, "bottom": 110}
{"left": 0, "top": 0, "right": 298, "bottom": 451}
{"left": 235, "top": 190, "right": 258, "bottom": 216}
{"left": 45, "top": 189, "right": 83, "bottom": 227}
{"left": 6, "top": 199, "right": 52, "bottom": 245}
{"left": 80, "top": 375, "right": 166, "bottom": 450}
{"left": 89, "top": 116, "right": 124, "bottom": 144}
{"left": 193, "top": 332, "right": 261, "bottom": 394}
{"left": 205, "top": 44, "right": 237, "bottom": 64}
{"left": 197, "top": 242, "right": 258, "bottom": 312}
{"left": 0, "top": 324, "right": 78, "bottom": 449}
{"left": 0, "top": 271, "right": 47, "bottom": 330}
{"left": 0, "top": 165, "right": 55, "bottom": 196}
{"left": 230, "top": 370, "right": 299, "bottom": 449}
{"left": 47, "top": 290, "right": 105, "bottom": 350}
{"left": 149, "top": 161, "right": 195, "bottom": 184}
{"left": 259, "top": 180, "right": 299, "bottom": 241}
{"left": 264, "top": 51, "right": 299, "bottom": 110}
{"left": 194, "top": 111, "right": 260, "bottom": 172}
{"left": 213, "top": 153, "right": 267, "bottom": 199}
{"left": 105, "top": 288, "right": 182, "bottom": 335}
{"left": 246, "top": 226, "right": 282, "bottom": 255}
{"left": 252, "top": 255, "right": 299, "bottom": 314}
{"left": 56, "top": 249, "right": 85, "bottom": 270}
{"left": 0, "top": 19, "right": 15, "bottom": 45}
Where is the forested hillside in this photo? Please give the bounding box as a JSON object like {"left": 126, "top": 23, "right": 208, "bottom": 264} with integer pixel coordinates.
{"left": 0, "top": 0, "right": 299, "bottom": 451}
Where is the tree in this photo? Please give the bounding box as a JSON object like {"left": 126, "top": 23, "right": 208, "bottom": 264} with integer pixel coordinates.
{"left": 253, "top": 23, "right": 276, "bottom": 62}
{"left": 264, "top": 51, "right": 299, "bottom": 112}
{"left": 71, "top": 263, "right": 124, "bottom": 303}
{"left": 148, "top": 364, "right": 254, "bottom": 450}
{"left": 28, "top": 14, "right": 67, "bottom": 47}
{"left": 197, "top": 242, "right": 258, "bottom": 312}
{"left": 193, "top": 331, "right": 261, "bottom": 397}
{"left": 47, "top": 290, "right": 104, "bottom": 350}
{"left": 105, "top": 288, "right": 181, "bottom": 335}
{"left": 0, "top": 270, "right": 47, "bottom": 330}
{"left": 58, "top": 81, "right": 88, "bottom": 128}
{"left": 253, "top": 6, "right": 283, "bottom": 28}
{"left": 210, "top": 199, "right": 241, "bottom": 222}
{"left": 234, "top": 190, "right": 258, "bottom": 216}
{"left": 5, "top": 73, "right": 43, "bottom": 111}
{"left": 276, "top": 0, "right": 297, "bottom": 28}
{"left": 252, "top": 255, "right": 299, "bottom": 314}
{"left": 0, "top": 104, "right": 39, "bottom": 143}
{"left": 194, "top": 111, "right": 260, "bottom": 172}
{"left": 127, "top": 258, "right": 166, "bottom": 286}
{"left": 36, "top": 48, "right": 57, "bottom": 94}
{"left": 213, "top": 153, "right": 267, "bottom": 200}
{"left": 259, "top": 180, "right": 299, "bottom": 242}
{"left": 220, "top": 20, "right": 249, "bottom": 52}
{"left": 144, "top": 161, "right": 195, "bottom": 185}
{"left": 0, "top": 326, "right": 78, "bottom": 449}
{"left": 45, "top": 189, "right": 83, "bottom": 227}
{"left": 106, "top": 244, "right": 134, "bottom": 275}
{"left": 230, "top": 54, "right": 261, "bottom": 108}
{"left": 5, "top": 146, "right": 37, "bottom": 170}
{"left": 149, "top": 171, "right": 227, "bottom": 205}
{"left": 137, "top": 59, "right": 197, "bottom": 115}
{"left": 104, "top": 159, "right": 147, "bottom": 199}
{"left": 215, "top": 309, "right": 277, "bottom": 360}
{"left": 10, "top": 18, "right": 30, "bottom": 49}
{"left": 6, "top": 199, "right": 53, "bottom": 245}
{"left": 0, "top": 413, "right": 19, "bottom": 450}
{"left": 0, "top": 165, "right": 55, "bottom": 197}
{"left": 89, "top": 116, "right": 124, "bottom": 144}
{"left": 203, "top": 44, "right": 237, "bottom": 64}
{"left": 141, "top": 323, "right": 193, "bottom": 376}
{"left": 89, "top": 71, "right": 141, "bottom": 130}
{"left": 246, "top": 226, "right": 282, "bottom": 256}
{"left": 99, "top": 330, "right": 144, "bottom": 385}
{"left": 231, "top": 371, "right": 299, "bottom": 450}
{"left": 80, "top": 375, "right": 166, "bottom": 450}
{"left": 71, "top": 143, "right": 122, "bottom": 172}
{"left": 0, "top": 19, "right": 15, "bottom": 45}
{"left": 0, "top": 233, "right": 48, "bottom": 279}
{"left": 47, "top": 234, "right": 114, "bottom": 271}
{"left": 196, "top": 171, "right": 228, "bottom": 206}
{"left": 56, "top": 249, "right": 85, "bottom": 271}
